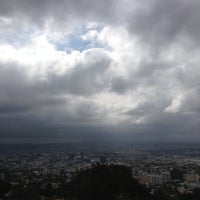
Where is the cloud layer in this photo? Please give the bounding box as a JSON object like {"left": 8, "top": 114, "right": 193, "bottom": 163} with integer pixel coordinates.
{"left": 0, "top": 0, "right": 200, "bottom": 143}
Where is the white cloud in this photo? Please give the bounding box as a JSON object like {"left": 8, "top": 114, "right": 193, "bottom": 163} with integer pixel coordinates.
{"left": 165, "top": 94, "right": 184, "bottom": 113}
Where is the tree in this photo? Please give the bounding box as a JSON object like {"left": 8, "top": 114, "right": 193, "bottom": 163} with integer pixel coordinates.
{"left": 67, "top": 164, "right": 149, "bottom": 200}
{"left": 0, "top": 180, "right": 11, "bottom": 198}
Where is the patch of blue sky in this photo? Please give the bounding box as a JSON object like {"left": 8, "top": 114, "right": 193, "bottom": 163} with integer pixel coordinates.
{"left": 56, "top": 34, "right": 91, "bottom": 52}
{"left": 53, "top": 24, "right": 106, "bottom": 53}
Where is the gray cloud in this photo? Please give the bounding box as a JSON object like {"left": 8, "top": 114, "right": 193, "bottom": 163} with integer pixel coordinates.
{"left": 126, "top": 0, "right": 200, "bottom": 52}
{"left": 0, "top": 0, "right": 200, "bottom": 143}
{"left": 0, "top": 0, "right": 119, "bottom": 27}
{"left": 48, "top": 49, "right": 111, "bottom": 95}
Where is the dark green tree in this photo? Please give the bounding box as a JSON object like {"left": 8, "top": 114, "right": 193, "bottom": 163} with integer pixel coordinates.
{"left": 67, "top": 164, "right": 149, "bottom": 200}
{"left": 0, "top": 180, "right": 11, "bottom": 198}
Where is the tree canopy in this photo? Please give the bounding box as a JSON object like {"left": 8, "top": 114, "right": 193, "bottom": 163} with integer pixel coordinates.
{"left": 68, "top": 164, "right": 149, "bottom": 200}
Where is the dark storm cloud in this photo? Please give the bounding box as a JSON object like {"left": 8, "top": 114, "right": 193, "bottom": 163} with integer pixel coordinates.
{"left": 110, "top": 60, "right": 173, "bottom": 94}
{"left": 127, "top": 0, "right": 200, "bottom": 50}
{"left": 0, "top": 48, "right": 112, "bottom": 142}
{"left": 0, "top": 0, "right": 200, "bottom": 143}
{"left": 0, "top": 63, "right": 65, "bottom": 112}
{"left": 0, "top": 0, "right": 118, "bottom": 26}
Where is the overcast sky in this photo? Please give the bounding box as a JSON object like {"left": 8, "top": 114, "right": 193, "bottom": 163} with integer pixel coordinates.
{"left": 0, "top": 0, "right": 200, "bottom": 143}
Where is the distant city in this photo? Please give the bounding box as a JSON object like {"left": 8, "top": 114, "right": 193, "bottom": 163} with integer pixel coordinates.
{"left": 1, "top": 143, "right": 200, "bottom": 199}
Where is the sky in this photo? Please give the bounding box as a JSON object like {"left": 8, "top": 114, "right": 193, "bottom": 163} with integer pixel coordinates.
{"left": 0, "top": 0, "right": 200, "bottom": 144}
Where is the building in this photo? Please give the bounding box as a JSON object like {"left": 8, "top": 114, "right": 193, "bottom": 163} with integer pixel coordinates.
{"left": 137, "top": 174, "right": 164, "bottom": 186}
{"left": 183, "top": 173, "right": 199, "bottom": 183}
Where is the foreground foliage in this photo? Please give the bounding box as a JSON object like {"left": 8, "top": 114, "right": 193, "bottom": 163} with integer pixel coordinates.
{"left": 68, "top": 164, "right": 149, "bottom": 200}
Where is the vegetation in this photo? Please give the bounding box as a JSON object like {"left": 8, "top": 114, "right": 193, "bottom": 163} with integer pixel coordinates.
{"left": 0, "top": 180, "right": 11, "bottom": 198}
{"left": 67, "top": 164, "right": 149, "bottom": 200}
